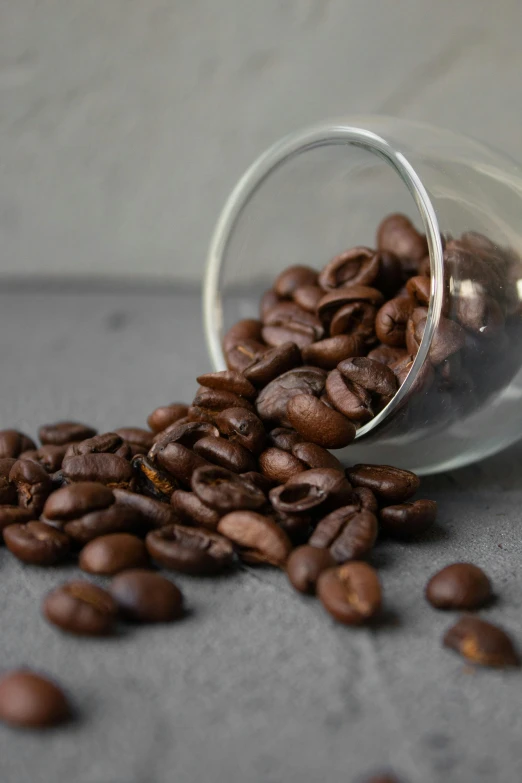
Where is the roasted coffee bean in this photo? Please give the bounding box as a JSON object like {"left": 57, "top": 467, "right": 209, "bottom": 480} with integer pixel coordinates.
{"left": 146, "top": 524, "right": 234, "bottom": 574}
{"left": 110, "top": 569, "right": 184, "bottom": 623}
{"left": 286, "top": 545, "right": 336, "bottom": 595}
{"left": 196, "top": 370, "right": 256, "bottom": 399}
{"left": 4, "top": 522, "right": 70, "bottom": 565}
{"left": 225, "top": 338, "right": 267, "bottom": 372}
{"left": 43, "top": 580, "right": 118, "bottom": 635}
{"left": 292, "top": 284, "right": 323, "bottom": 312}
{"left": 21, "top": 445, "right": 69, "bottom": 473}
{"left": 310, "top": 507, "right": 378, "bottom": 563}
{"left": 79, "top": 533, "right": 149, "bottom": 575}
{"left": 9, "top": 460, "right": 52, "bottom": 516}
{"left": 353, "top": 487, "right": 379, "bottom": 514}
{"left": 367, "top": 345, "right": 408, "bottom": 367}
{"left": 317, "top": 562, "right": 382, "bottom": 625}
{"left": 301, "top": 334, "right": 365, "bottom": 370}
{"left": 375, "top": 297, "right": 414, "bottom": 347}
{"left": 287, "top": 394, "right": 356, "bottom": 449}
{"left": 0, "top": 457, "right": 17, "bottom": 504}
{"left": 39, "top": 421, "right": 97, "bottom": 446}
{"left": 239, "top": 471, "right": 274, "bottom": 495}
{"left": 329, "top": 302, "right": 378, "bottom": 343}
{"left": 260, "top": 288, "right": 280, "bottom": 318}
{"left": 113, "top": 427, "right": 154, "bottom": 453}
{"left": 222, "top": 318, "right": 263, "bottom": 353}
{"left": 262, "top": 302, "right": 324, "bottom": 349}
{"left": 258, "top": 447, "right": 306, "bottom": 484}
{"left": 456, "top": 293, "right": 505, "bottom": 339}
{"left": 43, "top": 482, "right": 114, "bottom": 523}
{"left": 61, "top": 453, "right": 133, "bottom": 488}
{"left": 0, "top": 670, "right": 70, "bottom": 728}
{"left": 147, "top": 403, "right": 189, "bottom": 434}
{"left": 65, "top": 432, "right": 125, "bottom": 459}
{"left": 373, "top": 251, "right": 404, "bottom": 298}
{"left": 405, "top": 306, "right": 428, "bottom": 355}
{"left": 291, "top": 442, "right": 343, "bottom": 471}
{"left": 256, "top": 366, "right": 327, "bottom": 427}
{"left": 317, "top": 285, "right": 384, "bottom": 323}
{"left": 284, "top": 468, "right": 353, "bottom": 512}
{"left": 132, "top": 453, "right": 179, "bottom": 500}
{"left": 273, "top": 265, "right": 318, "bottom": 298}
{"left": 191, "top": 387, "right": 255, "bottom": 418}
{"left": 325, "top": 370, "right": 373, "bottom": 423}
{"left": 443, "top": 616, "right": 519, "bottom": 667}
{"left": 376, "top": 213, "right": 428, "bottom": 268}
{"left": 267, "top": 427, "right": 303, "bottom": 452}
{"left": 269, "top": 482, "right": 330, "bottom": 516}
{"left": 0, "top": 430, "right": 37, "bottom": 459}
{"left": 171, "top": 490, "right": 220, "bottom": 529}
{"left": 412, "top": 314, "right": 466, "bottom": 366}
{"left": 243, "top": 342, "right": 302, "bottom": 388}
{"left": 113, "top": 488, "right": 180, "bottom": 529}
{"left": 337, "top": 357, "right": 398, "bottom": 404}
{"left": 155, "top": 442, "right": 210, "bottom": 486}
{"left": 191, "top": 465, "right": 265, "bottom": 513}
{"left": 406, "top": 275, "right": 431, "bottom": 305}
{"left": 0, "top": 506, "right": 34, "bottom": 536}
{"left": 218, "top": 511, "right": 292, "bottom": 567}
{"left": 274, "top": 511, "right": 311, "bottom": 544}
{"left": 193, "top": 435, "right": 257, "bottom": 474}
{"left": 215, "top": 408, "right": 266, "bottom": 455}
{"left": 426, "top": 563, "right": 492, "bottom": 610}
{"left": 389, "top": 353, "right": 416, "bottom": 385}
{"left": 347, "top": 464, "right": 420, "bottom": 504}
{"left": 318, "top": 247, "right": 380, "bottom": 290}
{"left": 63, "top": 504, "right": 145, "bottom": 545}
{"left": 380, "top": 499, "right": 437, "bottom": 539}
{"left": 149, "top": 421, "right": 219, "bottom": 456}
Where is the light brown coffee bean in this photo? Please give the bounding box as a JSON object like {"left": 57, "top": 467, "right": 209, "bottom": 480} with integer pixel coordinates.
{"left": 317, "top": 562, "right": 382, "bottom": 625}
{"left": 218, "top": 511, "right": 292, "bottom": 567}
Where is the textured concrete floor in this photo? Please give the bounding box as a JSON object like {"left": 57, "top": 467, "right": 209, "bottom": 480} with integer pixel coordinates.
{"left": 1, "top": 286, "right": 522, "bottom": 783}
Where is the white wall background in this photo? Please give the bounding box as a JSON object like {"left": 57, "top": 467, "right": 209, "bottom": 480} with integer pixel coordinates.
{"left": 1, "top": 0, "right": 521, "bottom": 282}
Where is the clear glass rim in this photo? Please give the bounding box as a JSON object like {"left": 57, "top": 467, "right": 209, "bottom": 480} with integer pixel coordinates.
{"left": 203, "top": 120, "right": 444, "bottom": 439}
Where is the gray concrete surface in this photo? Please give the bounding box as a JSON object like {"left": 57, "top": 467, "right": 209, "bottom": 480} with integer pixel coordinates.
{"left": 1, "top": 286, "right": 522, "bottom": 783}
{"left": 2, "top": 1, "right": 522, "bottom": 281}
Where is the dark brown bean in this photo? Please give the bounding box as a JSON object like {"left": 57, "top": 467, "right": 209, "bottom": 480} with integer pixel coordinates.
{"left": 132, "top": 454, "right": 179, "bottom": 500}
{"left": 191, "top": 387, "right": 255, "bottom": 418}
{"left": 0, "top": 430, "right": 37, "bottom": 459}
{"left": 113, "top": 488, "right": 181, "bottom": 529}
{"left": 376, "top": 213, "right": 428, "bottom": 266}
{"left": 110, "top": 569, "right": 184, "bottom": 623}
{"left": 274, "top": 511, "right": 311, "bottom": 545}
{"left": 113, "top": 427, "right": 154, "bottom": 453}
{"left": 375, "top": 297, "right": 414, "bottom": 347}
{"left": 239, "top": 471, "right": 275, "bottom": 495}
{"left": 337, "top": 357, "right": 398, "bottom": 403}
{"left": 319, "top": 246, "right": 380, "bottom": 289}
{"left": 267, "top": 427, "right": 303, "bottom": 452}
{"left": 262, "top": 302, "right": 324, "bottom": 348}
{"left": 222, "top": 318, "right": 263, "bottom": 353}
{"left": 43, "top": 482, "right": 114, "bottom": 523}
{"left": 353, "top": 487, "right": 379, "bottom": 514}
{"left": 325, "top": 370, "right": 373, "bottom": 423}
{"left": 218, "top": 511, "right": 292, "bottom": 567}
{"left": 191, "top": 465, "right": 266, "bottom": 513}
{"left": 146, "top": 524, "right": 234, "bottom": 574}
{"left": 443, "top": 616, "right": 519, "bottom": 667}
{"left": 43, "top": 581, "right": 118, "bottom": 636}
{"left": 301, "top": 335, "right": 365, "bottom": 370}
{"left": 317, "top": 285, "right": 384, "bottom": 323}
{"left": 291, "top": 442, "right": 343, "bottom": 471}
{"left": 406, "top": 275, "right": 431, "bottom": 305}
{"left": 292, "top": 284, "right": 323, "bottom": 312}
{"left": 61, "top": 454, "right": 133, "bottom": 488}
{"left": 225, "top": 338, "right": 267, "bottom": 373}
{"left": 64, "top": 432, "right": 125, "bottom": 459}
{"left": 286, "top": 545, "right": 336, "bottom": 595}
{"left": 192, "top": 436, "right": 257, "bottom": 474}
{"left": 149, "top": 421, "right": 219, "bottom": 456}
{"left": 155, "top": 442, "right": 211, "bottom": 486}
{"left": 273, "top": 265, "right": 318, "bottom": 298}
{"left": 426, "top": 563, "right": 492, "bottom": 610}
{"left": 405, "top": 306, "right": 428, "bottom": 355}
{"left": 243, "top": 342, "right": 302, "bottom": 388}
{"left": 9, "top": 460, "right": 53, "bottom": 516}
{"left": 380, "top": 499, "right": 437, "bottom": 539}
{"left": 63, "top": 504, "right": 145, "bottom": 545}
{"left": 260, "top": 288, "right": 280, "bottom": 318}
{"left": 317, "top": 562, "right": 382, "bottom": 625}
{"left": 256, "top": 366, "right": 327, "bottom": 427}
{"left": 269, "top": 483, "right": 330, "bottom": 516}
{"left": 147, "top": 403, "right": 189, "bottom": 434}
{"left": 310, "top": 507, "right": 378, "bottom": 563}
{"left": 171, "top": 490, "right": 220, "bottom": 529}
{"left": 79, "top": 533, "right": 149, "bottom": 575}
{"left": 0, "top": 670, "right": 70, "bottom": 728}
{"left": 4, "top": 522, "right": 70, "bottom": 565}
{"left": 285, "top": 468, "right": 353, "bottom": 511}
{"left": 196, "top": 370, "right": 257, "bottom": 399}
{"left": 287, "top": 394, "right": 356, "bottom": 449}
{"left": 21, "top": 445, "right": 69, "bottom": 473}
{"left": 0, "top": 457, "right": 17, "bottom": 504}
{"left": 414, "top": 314, "right": 466, "bottom": 366}
{"left": 329, "top": 302, "right": 378, "bottom": 344}
{"left": 39, "top": 421, "right": 97, "bottom": 446}
{"left": 258, "top": 447, "right": 306, "bottom": 484}
{"left": 0, "top": 506, "right": 34, "bottom": 536}
{"left": 215, "top": 408, "right": 266, "bottom": 456}
{"left": 347, "top": 464, "right": 420, "bottom": 504}
{"left": 456, "top": 292, "right": 504, "bottom": 339}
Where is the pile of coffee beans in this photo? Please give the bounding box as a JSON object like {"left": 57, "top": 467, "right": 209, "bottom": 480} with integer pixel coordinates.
{"left": 0, "top": 214, "right": 519, "bottom": 783}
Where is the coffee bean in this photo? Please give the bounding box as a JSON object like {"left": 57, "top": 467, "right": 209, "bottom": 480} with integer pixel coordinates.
{"left": 132, "top": 453, "right": 179, "bottom": 500}
{"left": 367, "top": 345, "right": 408, "bottom": 367}
{"left": 0, "top": 457, "right": 17, "bottom": 505}
{"left": 346, "top": 464, "right": 420, "bottom": 504}
{"left": 406, "top": 274, "right": 431, "bottom": 306}
{"left": 191, "top": 387, "right": 255, "bottom": 420}
{"left": 147, "top": 403, "right": 189, "bottom": 434}
{"left": 318, "top": 247, "right": 380, "bottom": 290}
{"left": 256, "top": 366, "right": 327, "bottom": 427}
{"left": 426, "top": 563, "right": 492, "bottom": 610}
{"left": 380, "top": 499, "right": 437, "bottom": 539}
{"left": 155, "top": 442, "right": 211, "bottom": 486}
{"left": 196, "top": 370, "right": 256, "bottom": 399}
{"left": 113, "top": 427, "right": 154, "bottom": 453}
{"left": 192, "top": 436, "right": 257, "bottom": 474}
{"left": 317, "top": 285, "right": 384, "bottom": 323}
{"left": 21, "top": 444, "right": 70, "bottom": 473}
{"left": 43, "top": 482, "right": 114, "bottom": 523}
{"left": 43, "top": 581, "right": 118, "bottom": 635}
{"left": 239, "top": 471, "right": 274, "bottom": 495}
{"left": 191, "top": 465, "right": 266, "bottom": 513}
{"left": 258, "top": 447, "right": 306, "bottom": 484}
{"left": 291, "top": 442, "right": 343, "bottom": 471}
{"left": 0, "top": 506, "right": 34, "bottom": 536}
{"left": 61, "top": 453, "right": 133, "bottom": 488}
{"left": 337, "top": 357, "right": 398, "bottom": 405}
{"left": 110, "top": 569, "right": 184, "bottom": 623}
{"left": 218, "top": 511, "right": 292, "bottom": 567}
{"left": 0, "top": 430, "right": 37, "bottom": 459}
{"left": 243, "top": 342, "right": 302, "bottom": 388}
{"left": 376, "top": 213, "right": 428, "bottom": 267}
{"left": 215, "top": 408, "right": 266, "bottom": 455}
{"left": 267, "top": 427, "right": 303, "bottom": 452}
{"left": 269, "top": 482, "right": 331, "bottom": 516}
{"left": 113, "top": 488, "right": 180, "bottom": 529}
{"left": 456, "top": 292, "right": 504, "bottom": 338}
{"left": 64, "top": 432, "right": 126, "bottom": 459}
{"left": 146, "top": 524, "right": 234, "bottom": 574}
{"left": 39, "top": 421, "right": 97, "bottom": 446}
{"left": 292, "top": 284, "right": 323, "bottom": 312}
{"left": 353, "top": 487, "right": 379, "bottom": 514}
{"left": 171, "top": 490, "right": 220, "bottom": 529}
{"left": 285, "top": 468, "right": 353, "bottom": 512}
{"left": 414, "top": 314, "right": 466, "bottom": 366}
{"left": 79, "top": 533, "right": 149, "bottom": 575}
{"left": 225, "top": 338, "right": 267, "bottom": 372}
{"left": 260, "top": 288, "right": 280, "bottom": 318}
{"left": 310, "top": 507, "right": 378, "bottom": 563}
{"left": 262, "top": 302, "right": 324, "bottom": 349}
{"left": 273, "top": 265, "right": 318, "bottom": 298}
{"left": 443, "top": 616, "right": 519, "bottom": 667}
{"left": 9, "top": 459, "right": 53, "bottom": 516}
{"left": 405, "top": 306, "right": 428, "bottom": 355}
{"left": 301, "top": 335, "right": 365, "bottom": 370}
{"left": 149, "top": 421, "right": 219, "bottom": 456}
{"left": 0, "top": 670, "right": 70, "bottom": 728}
{"left": 4, "top": 522, "right": 70, "bottom": 565}
{"left": 274, "top": 511, "right": 311, "bottom": 545}
{"left": 330, "top": 301, "right": 378, "bottom": 343}
{"left": 375, "top": 297, "right": 414, "bottom": 347}
{"left": 222, "top": 318, "right": 263, "bottom": 353}
{"left": 286, "top": 394, "right": 356, "bottom": 449}
{"left": 63, "top": 504, "right": 145, "bottom": 545}
{"left": 325, "top": 370, "right": 374, "bottom": 423}
{"left": 317, "top": 562, "right": 382, "bottom": 625}
{"left": 286, "top": 545, "right": 336, "bottom": 594}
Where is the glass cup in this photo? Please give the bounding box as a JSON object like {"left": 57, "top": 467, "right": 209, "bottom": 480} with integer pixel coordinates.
{"left": 203, "top": 116, "right": 522, "bottom": 475}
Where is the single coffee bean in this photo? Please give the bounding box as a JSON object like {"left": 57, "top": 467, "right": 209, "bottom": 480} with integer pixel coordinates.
{"left": 301, "top": 334, "right": 365, "bottom": 370}
{"left": 239, "top": 471, "right": 274, "bottom": 495}
{"left": 317, "top": 285, "right": 384, "bottom": 323}
{"left": 110, "top": 569, "right": 184, "bottom": 623}
{"left": 310, "top": 507, "right": 378, "bottom": 563}
{"left": 146, "top": 524, "right": 234, "bottom": 574}
{"left": 258, "top": 447, "right": 306, "bottom": 484}
{"left": 38, "top": 421, "right": 97, "bottom": 446}
{"left": 256, "top": 366, "right": 327, "bottom": 427}
{"left": 262, "top": 302, "right": 324, "bottom": 348}
{"left": 405, "top": 306, "right": 428, "bottom": 355}
{"left": 318, "top": 246, "right": 380, "bottom": 290}
{"left": 292, "top": 284, "right": 323, "bottom": 312}
{"left": 147, "top": 403, "right": 189, "bottom": 434}
{"left": 171, "top": 490, "right": 220, "bottom": 529}
{"left": 243, "top": 342, "right": 302, "bottom": 388}
{"left": 0, "top": 670, "right": 70, "bottom": 728}
{"left": 0, "top": 506, "right": 34, "bottom": 535}
{"left": 225, "top": 338, "right": 267, "bottom": 373}
{"left": 329, "top": 301, "right": 378, "bottom": 343}
{"left": 63, "top": 504, "right": 145, "bottom": 545}
{"left": 373, "top": 251, "right": 404, "bottom": 298}
{"left": 43, "top": 580, "right": 118, "bottom": 635}
{"left": 196, "top": 370, "right": 256, "bottom": 399}
{"left": 149, "top": 421, "right": 219, "bottom": 456}
{"left": 291, "top": 442, "right": 343, "bottom": 471}
{"left": 286, "top": 545, "right": 336, "bottom": 595}
{"left": 380, "top": 499, "right": 437, "bottom": 539}
{"left": 325, "top": 370, "right": 373, "bottom": 423}
{"left": 191, "top": 387, "right": 255, "bottom": 419}
{"left": 443, "top": 616, "right": 519, "bottom": 667}
{"left": 285, "top": 468, "right": 353, "bottom": 512}
{"left": 43, "top": 482, "right": 114, "bottom": 523}
{"left": 267, "top": 427, "right": 303, "bottom": 452}
{"left": 4, "top": 522, "right": 70, "bottom": 565}
{"left": 274, "top": 510, "right": 311, "bottom": 544}
{"left": 367, "top": 345, "right": 408, "bottom": 367}
{"left": 193, "top": 436, "right": 257, "bottom": 474}
{"left": 269, "top": 482, "right": 330, "bottom": 516}
{"left": 0, "top": 430, "right": 37, "bottom": 459}
{"left": 376, "top": 213, "right": 428, "bottom": 267}
{"left": 414, "top": 315, "right": 466, "bottom": 366}
{"left": 155, "top": 442, "right": 211, "bottom": 486}
{"left": 426, "top": 563, "right": 492, "bottom": 610}
{"left": 456, "top": 292, "right": 504, "bottom": 339}
{"left": 61, "top": 453, "right": 133, "bottom": 488}
{"left": 317, "top": 562, "right": 382, "bottom": 625}
{"left": 222, "top": 318, "right": 263, "bottom": 353}
{"left": 113, "top": 488, "right": 180, "bottom": 529}
{"left": 21, "top": 444, "right": 70, "bottom": 473}
{"left": 260, "top": 288, "right": 280, "bottom": 318}
{"left": 113, "top": 427, "right": 154, "bottom": 453}
{"left": 218, "top": 511, "right": 292, "bottom": 567}
{"left": 406, "top": 274, "right": 431, "bottom": 305}
{"left": 375, "top": 297, "right": 414, "bottom": 347}
{"left": 353, "top": 487, "right": 379, "bottom": 514}
{"left": 346, "top": 464, "right": 420, "bottom": 504}
{"left": 132, "top": 453, "right": 179, "bottom": 500}
{"left": 191, "top": 465, "right": 266, "bottom": 513}
{"left": 273, "top": 265, "right": 318, "bottom": 298}
{"left": 64, "top": 432, "right": 125, "bottom": 459}
{"left": 79, "top": 533, "right": 149, "bottom": 575}
{"left": 9, "top": 459, "right": 53, "bottom": 516}
{"left": 337, "top": 357, "right": 398, "bottom": 404}
{"left": 215, "top": 408, "right": 266, "bottom": 455}
{"left": 286, "top": 394, "right": 356, "bottom": 450}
